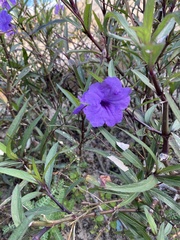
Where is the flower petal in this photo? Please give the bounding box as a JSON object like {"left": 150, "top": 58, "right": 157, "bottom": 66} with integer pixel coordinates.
{"left": 73, "top": 104, "right": 85, "bottom": 114}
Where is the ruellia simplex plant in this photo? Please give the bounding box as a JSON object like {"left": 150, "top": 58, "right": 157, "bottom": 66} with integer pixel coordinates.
{"left": 0, "top": 0, "right": 180, "bottom": 239}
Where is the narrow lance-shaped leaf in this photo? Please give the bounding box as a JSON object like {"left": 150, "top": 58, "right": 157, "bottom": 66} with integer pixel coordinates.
{"left": 44, "top": 142, "right": 58, "bottom": 188}
{"left": 144, "top": 207, "right": 157, "bottom": 235}
{"left": 108, "top": 59, "right": 116, "bottom": 77}
{"left": 57, "top": 85, "right": 80, "bottom": 106}
{"left": 103, "top": 12, "right": 139, "bottom": 45}
{"left": 132, "top": 0, "right": 155, "bottom": 44}
{"left": 120, "top": 129, "right": 158, "bottom": 165}
{"left": 152, "top": 14, "right": 176, "bottom": 42}
{"left": 165, "top": 91, "right": 180, "bottom": 123}
{"left": 8, "top": 216, "right": 33, "bottom": 240}
{"left": 0, "top": 142, "right": 7, "bottom": 154}
{"left": 99, "top": 128, "right": 143, "bottom": 169}
{"left": 20, "top": 113, "right": 44, "bottom": 156}
{"left": 86, "top": 175, "right": 158, "bottom": 193}
{"left": 132, "top": 69, "right": 155, "bottom": 91}
{"left": 83, "top": 2, "right": 92, "bottom": 31}
{"left": 5, "top": 99, "right": 29, "bottom": 145}
{"left": 150, "top": 188, "right": 180, "bottom": 216}
{"left": 143, "top": 0, "right": 155, "bottom": 42}
{"left": 0, "top": 167, "right": 37, "bottom": 184}
{"left": 93, "top": 11, "right": 103, "bottom": 32}
{"left": 11, "top": 184, "right": 25, "bottom": 227}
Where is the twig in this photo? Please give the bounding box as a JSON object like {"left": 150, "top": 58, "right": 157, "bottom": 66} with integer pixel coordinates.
{"left": 32, "top": 227, "right": 51, "bottom": 240}
{"left": 126, "top": 109, "right": 162, "bottom": 135}
{"left": 30, "top": 207, "right": 137, "bottom": 227}
{"left": 43, "top": 184, "right": 72, "bottom": 214}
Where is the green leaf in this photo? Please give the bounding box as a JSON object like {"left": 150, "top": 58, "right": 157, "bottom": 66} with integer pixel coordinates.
{"left": 20, "top": 113, "right": 44, "bottom": 156}
{"left": 106, "top": 175, "right": 158, "bottom": 193}
{"left": 64, "top": 177, "right": 84, "bottom": 197}
{"left": 143, "top": 0, "right": 155, "bottom": 43}
{"left": 57, "top": 85, "right": 79, "bottom": 106}
{"left": 164, "top": 223, "right": 172, "bottom": 237}
{"left": 55, "top": 130, "right": 77, "bottom": 143}
{"left": 25, "top": 206, "right": 60, "bottom": 217}
{"left": 152, "top": 14, "right": 176, "bottom": 42}
{"left": 0, "top": 142, "right": 7, "bottom": 154}
{"left": 118, "top": 213, "right": 151, "bottom": 239}
{"left": 105, "top": 31, "right": 132, "bottom": 42}
{"left": 5, "top": 99, "right": 29, "bottom": 145}
{"left": 32, "top": 159, "right": 42, "bottom": 182}
{"left": 141, "top": 43, "right": 164, "bottom": 65}
{"left": 108, "top": 59, "right": 116, "bottom": 77}
{"left": 132, "top": 0, "right": 155, "bottom": 44}
{"left": 31, "top": 19, "right": 66, "bottom": 34}
{"left": 51, "top": 226, "right": 64, "bottom": 240}
{"left": 39, "top": 107, "right": 60, "bottom": 155}
{"left": 99, "top": 128, "right": 143, "bottom": 169}
{"left": 120, "top": 149, "right": 143, "bottom": 170}
{"left": 117, "top": 192, "right": 139, "bottom": 208}
{"left": 132, "top": 70, "right": 155, "bottom": 91}
{"left": 158, "top": 164, "right": 180, "bottom": 174}
{"left": 150, "top": 188, "right": 180, "bottom": 216}
{"left": 18, "top": 67, "right": 30, "bottom": 80}
{"left": 144, "top": 104, "right": 158, "bottom": 124}
{"left": 171, "top": 119, "right": 180, "bottom": 131}
{"left": 144, "top": 207, "right": 157, "bottom": 235}
{"left": 9, "top": 216, "right": 33, "bottom": 240}
{"left": 120, "top": 129, "right": 158, "bottom": 165}
{"left": 22, "top": 48, "right": 28, "bottom": 65}
{"left": 87, "top": 71, "right": 103, "bottom": 82}
{"left": 93, "top": 11, "right": 103, "bottom": 32}
{"left": 86, "top": 175, "right": 158, "bottom": 193}
{"left": 169, "top": 133, "right": 180, "bottom": 159}
{"left": 0, "top": 167, "right": 37, "bottom": 183}
{"left": 21, "top": 191, "right": 42, "bottom": 203}
{"left": 157, "top": 175, "right": 180, "bottom": 187}
{"left": 104, "top": 12, "right": 139, "bottom": 45}
{"left": 83, "top": 2, "right": 92, "bottom": 31}
{"left": 44, "top": 142, "right": 58, "bottom": 188}
{"left": 165, "top": 91, "right": 180, "bottom": 123}
{"left": 157, "top": 223, "right": 165, "bottom": 240}
{"left": 6, "top": 140, "right": 18, "bottom": 160}
{"left": 11, "top": 185, "right": 25, "bottom": 227}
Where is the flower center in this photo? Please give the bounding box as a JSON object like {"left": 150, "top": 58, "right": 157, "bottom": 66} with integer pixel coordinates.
{"left": 100, "top": 100, "right": 110, "bottom": 109}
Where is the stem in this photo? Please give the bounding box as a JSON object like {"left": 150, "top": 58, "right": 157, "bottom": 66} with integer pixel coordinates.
{"left": 148, "top": 67, "right": 170, "bottom": 154}
{"left": 124, "top": 0, "right": 136, "bottom": 26}
{"left": 61, "top": 0, "right": 103, "bottom": 52}
{"left": 126, "top": 109, "right": 162, "bottom": 135}
{"left": 30, "top": 208, "right": 138, "bottom": 227}
{"left": 78, "top": 113, "right": 85, "bottom": 157}
{"left": 162, "top": 101, "right": 170, "bottom": 154}
{"left": 32, "top": 227, "right": 51, "bottom": 240}
{"left": 44, "top": 184, "right": 72, "bottom": 214}
{"left": 148, "top": 67, "right": 165, "bottom": 100}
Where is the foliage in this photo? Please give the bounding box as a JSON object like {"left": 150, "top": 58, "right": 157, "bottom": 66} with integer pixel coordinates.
{"left": 0, "top": 0, "right": 180, "bottom": 239}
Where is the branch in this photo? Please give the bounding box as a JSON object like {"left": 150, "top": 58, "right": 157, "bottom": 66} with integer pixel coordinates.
{"left": 30, "top": 207, "right": 137, "bottom": 228}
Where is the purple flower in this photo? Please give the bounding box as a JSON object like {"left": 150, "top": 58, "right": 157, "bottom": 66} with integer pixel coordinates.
{"left": 54, "top": 2, "right": 64, "bottom": 15}
{"left": 73, "top": 77, "right": 131, "bottom": 127}
{"left": 0, "top": 10, "right": 13, "bottom": 33}
{"left": 0, "top": 0, "right": 16, "bottom": 10}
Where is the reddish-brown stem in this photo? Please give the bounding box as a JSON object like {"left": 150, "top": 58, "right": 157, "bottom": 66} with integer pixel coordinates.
{"left": 148, "top": 67, "right": 170, "bottom": 154}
